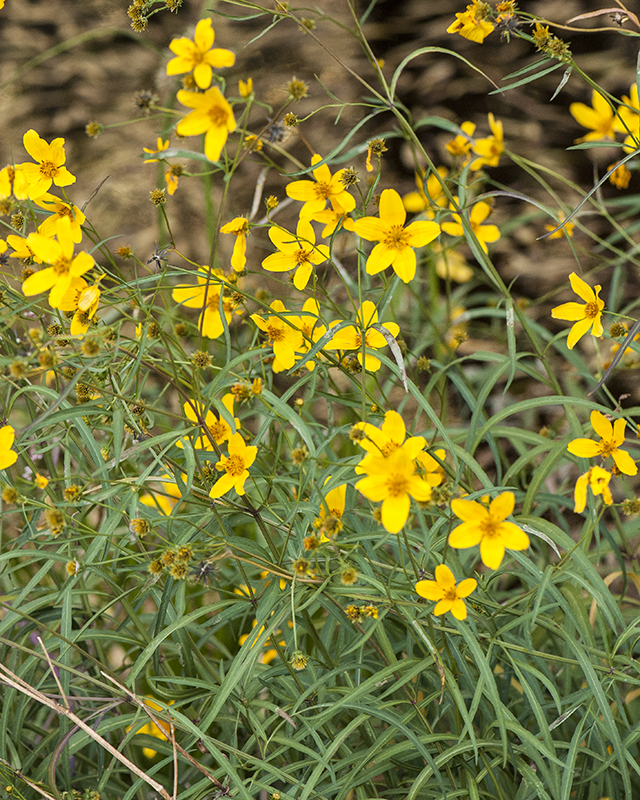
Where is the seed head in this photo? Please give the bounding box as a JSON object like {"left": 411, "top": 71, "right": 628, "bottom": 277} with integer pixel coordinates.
{"left": 150, "top": 188, "right": 166, "bottom": 206}
{"left": 85, "top": 122, "right": 103, "bottom": 138}
{"left": 287, "top": 77, "right": 308, "bottom": 101}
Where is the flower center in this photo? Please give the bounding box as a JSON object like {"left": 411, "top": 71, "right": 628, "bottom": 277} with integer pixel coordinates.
{"left": 383, "top": 224, "right": 409, "bottom": 250}
{"left": 294, "top": 247, "right": 312, "bottom": 266}
{"left": 598, "top": 439, "right": 616, "bottom": 458}
{"left": 479, "top": 517, "right": 500, "bottom": 539}
{"left": 207, "top": 420, "right": 227, "bottom": 442}
{"left": 266, "top": 324, "right": 286, "bottom": 342}
{"left": 225, "top": 453, "right": 245, "bottom": 477}
{"left": 208, "top": 106, "right": 229, "bottom": 127}
{"left": 39, "top": 161, "right": 59, "bottom": 179}
{"left": 584, "top": 301, "right": 599, "bottom": 319}
{"left": 443, "top": 588, "right": 458, "bottom": 602}
{"left": 206, "top": 290, "right": 222, "bottom": 309}
{"left": 314, "top": 181, "right": 331, "bottom": 200}
{"left": 381, "top": 442, "right": 400, "bottom": 456}
{"left": 53, "top": 257, "right": 71, "bottom": 277}
{"left": 386, "top": 472, "right": 410, "bottom": 497}
{"left": 57, "top": 206, "right": 72, "bottom": 220}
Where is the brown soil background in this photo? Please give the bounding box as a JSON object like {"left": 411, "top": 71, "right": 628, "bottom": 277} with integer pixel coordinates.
{"left": 1, "top": 0, "right": 639, "bottom": 387}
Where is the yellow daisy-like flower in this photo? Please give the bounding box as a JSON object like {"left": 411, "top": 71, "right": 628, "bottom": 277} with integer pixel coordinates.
{"left": 314, "top": 478, "right": 347, "bottom": 538}
{"left": 238, "top": 78, "right": 253, "bottom": 98}
{"left": 176, "top": 87, "right": 236, "bottom": 163}
{"left": 353, "top": 409, "right": 411, "bottom": 460}
{"left": 550, "top": 272, "right": 604, "bottom": 350}
{"left": 431, "top": 243, "right": 473, "bottom": 283}
{"left": 35, "top": 193, "right": 85, "bottom": 244}
{"left": 470, "top": 113, "right": 503, "bottom": 171}
{"left": 0, "top": 164, "right": 30, "bottom": 200}
{"left": 0, "top": 425, "right": 18, "bottom": 470}
{"left": 353, "top": 188, "right": 441, "bottom": 283}
{"left": 128, "top": 697, "right": 174, "bottom": 759}
{"left": 172, "top": 267, "right": 242, "bottom": 339}
{"left": 286, "top": 154, "right": 356, "bottom": 218}
{"left": 179, "top": 394, "right": 239, "bottom": 451}
{"left": 573, "top": 465, "right": 613, "bottom": 514}
{"left": 22, "top": 217, "right": 95, "bottom": 309}
{"left": 166, "top": 18, "right": 235, "bottom": 90}
{"left": 143, "top": 138, "right": 170, "bottom": 163}
{"left": 220, "top": 216, "right": 250, "bottom": 272}
{"left": 567, "top": 410, "right": 637, "bottom": 476}
{"left": 289, "top": 298, "right": 328, "bottom": 371}
{"left": 445, "top": 121, "right": 476, "bottom": 160}
{"left": 447, "top": 3, "right": 495, "bottom": 43}
{"left": 449, "top": 491, "right": 529, "bottom": 570}
{"left": 569, "top": 90, "right": 620, "bottom": 143}
{"left": 140, "top": 473, "right": 184, "bottom": 516}
{"left": 251, "top": 300, "right": 305, "bottom": 373}
{"left": 402, "top": 166, "right": 449, "bottom": 217}
{"left": 7, "top": 233, "right": 43, "bottom": 264}
{"left": 18, "top": 130, "right": 76, "bottom": 200}
{"left": 441, "top": 199, "right": 500, "bottom": 255}
{"left": 415, "top": 564, "right": 477, "bottom": 620}
{"left": 310, "top": 200, "right": 355, "bottom": 238}
{"left": 544, "top": 212, "right": 575, "bottom": 240}
{"left": 209, "top": 432, "right": 257, "bottom": 499}
{"left": 325, "top": 300, "right": 400, "bottom": 372}
{"left": 356, "top": 439, "right": 433, "bottom": 534}
{"left": 57, "top": 276, "right": 102, "bottom": 336}
{"left": 261, "top": 219, "right": 330, "bottom": 291}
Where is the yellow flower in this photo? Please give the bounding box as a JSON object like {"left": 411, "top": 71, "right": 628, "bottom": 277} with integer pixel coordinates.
{"left": 415, "top": 564, "right": 477, "bottom": 620}
{"left": 251, "top": 300, "right": 305, "bottom": 372}
{"left": 164, "top": 166, "right": 180, "bottom": 196}
{"left": 209, "top": 432, "right": 257, "bottom": 498}
{"left": 431, "top": 243, "right": 473, "bottom": 282}
{"left": 449, "top": 491, "right": 529, "bottom": 570}
{"left": 569, "top": 90, "right": 620, "bottom": 143}
{"left": 573, "top": 465, "right": 613, "bottom": 514}
{"left": 0, "top": 164, "right": 30, "bottom": 200}
{"left": 179, "top": 394, "right": 239, "bottom": 450}
{"left": 220, "top": 216, "right": 250, "bottom": 272}
{"left": 550, "top": 272, "right": 604, "bottom": 349}
{"left": 22, "top": 217, "right": 95, "bottom": 309}
{"left": 172, "top": 267, "right": 242, "bottom": 339}
{"left": 289, "top": 298, "right": 328, "bottom": 371}
{"left": 140, "top": 473, "right": 184, "bottom": 515}
{"left": 607, "top": 162, "right": 631, "bottom": 190}
{"left": 261, "top": 219, "right": 330, "bottom": 291}
{"left": 17, "top": 130, "right": 76, "bottom": 200}
{"left": 353, "top": 188, "right": 441, "bottom": 283}
{"left": 166, "top": 18, "right": 235, "bottom": 89}
{"left": 314, "top": 478, "right": 346, "bottom": 537}
{"left": 286, "top": 154, "right": 356, "bottom": 218}
{"left": 402, "top": 166, "right": 449, "bottom": 217}
{"left": 447, "top": 3, "right": 495, "bottom": 43}
{"left": 567, "top": 410, "right": 637, "bottom": 476}
{"left": 35, "top": 193, "right": 85, "bottom": 243}
{"left": 356, "top": 439, "right": 434, "bottom": 534}
{"left": 238, "top": 78, "right": 253, "bottom": 98}
{"left": 0, "top": 425, "right": 18, "bottom": 470}
{"left": 310, "top": 200, "right": 356, "bottom": 238}
{"left": 35, "top": 474, "right": 49, "bottom": 489}
{"left": 176, "top": 87, "right": 236, "bottom": 163}
{"left": 128, "top": 697, "right": 174, "bottom": 759}
{"left": 57, "top": 276, "right": 102, "bottom": 336}
{"left": 441, "top": 199, "right": 500, "bottom": 254}
{"left": 239, "top": 617, "right": 285, "bottom": 665}
{"left": 325, "top": 300, "right": 400, "bottom": 372}
{"left": 143, "top": 138, "right": 170, "bottom": 163}
{"left": 470, "top": 113, "right": 503, "bottom": 170}
{"left": 544, "top": 212, "right": 574, "bottom": 240}
{"left": 445, "top": 121, "right": 476, "bottom": 159}
{"left": 7, "top": 233, "right": 43, "bottom": 263}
